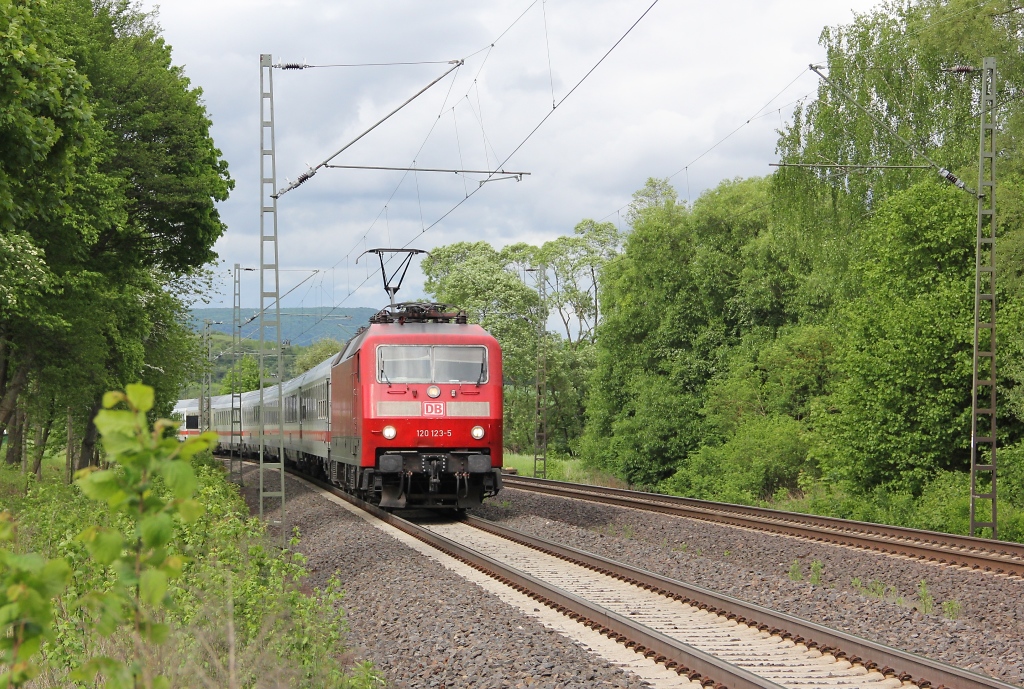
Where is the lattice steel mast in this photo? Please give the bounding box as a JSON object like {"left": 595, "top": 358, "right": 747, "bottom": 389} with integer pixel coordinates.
{"left": 532, "top": 266, "right": 548, "bottom": 479}
{"left": 971, "top": 57, "right": 997, "bottom": 538}
{"left": 811, "top": 59, "right": 1001, "bottom": 537}
{"left": 201, "top": 319, "right": 213, "bottom": 432}
{"left": 259, "top": 54, "right": 286, "bottom": 546}
{"left": 230, "top": 263, "right": 244, "bottom": 486}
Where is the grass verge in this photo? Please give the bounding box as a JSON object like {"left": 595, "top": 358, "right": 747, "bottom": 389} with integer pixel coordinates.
{"left": 0, "top": 452, "right": 381, "bottom": 688}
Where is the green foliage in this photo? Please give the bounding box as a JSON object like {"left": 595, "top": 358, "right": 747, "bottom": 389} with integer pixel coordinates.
{"left": 787, "top": 560, "right": 802, "bottom": 582}
{"left": 813, "top": 183, "right": 976, "bottom": 493}
{"left": 585, "top": 177, "right": 772, "bottom": 485}
{"left": 0, "top": 513, "right": 70, "bottom": 687}
{"left": 41, "top": 0, "right": 234, "bottom": 272}
{"left": 916, "top": 580, "right": 934, "bottom": 615}
{"left": 0, "top": 387, "right": 379, "bottom": 687}
{"left": 293, "top": 338, "right": 342, "bottom": 375}
{"left": 218, "top": 353, "right": 262, "bottom": 395}
{"left": 809, "top": 560, "right": 823, "bottom": 586}
{"left": 0, "top": 0, "right": 93, "bottom": 233}
{"left": 73, "top": 384, "right": 214, "bottom": 688}
{"left": 587, "top": 0, "right": 1024, "bottom": 536}
{"left": 0, "top": 0, "right": 233, "bottom": 469}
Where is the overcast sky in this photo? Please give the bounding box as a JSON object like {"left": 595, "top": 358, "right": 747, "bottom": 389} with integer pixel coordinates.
{"left": 144, "top": 0, "right": 882, "bottom": 310}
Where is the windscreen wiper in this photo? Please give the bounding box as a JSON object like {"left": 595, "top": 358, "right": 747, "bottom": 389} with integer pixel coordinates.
{"left": 476, "top": 359, "right": 486, "bottom": 386}
{"left": 380, "top": 367, "right": 392, "bottom": 386}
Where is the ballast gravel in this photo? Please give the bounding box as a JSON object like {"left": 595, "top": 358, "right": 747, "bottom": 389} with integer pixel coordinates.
{"left": 235, "top": 466, "right": 653, "bottom": 689}
{"left": 474, "top": 487, "right": 1024, "bottom": 687}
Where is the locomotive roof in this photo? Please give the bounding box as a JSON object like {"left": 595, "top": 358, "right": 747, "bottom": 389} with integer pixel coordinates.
{"left": 368, "top": 322, "right": 489, "bottom": 335}
{"left": 335, "top": 321, "right": 492, "bottom": 364}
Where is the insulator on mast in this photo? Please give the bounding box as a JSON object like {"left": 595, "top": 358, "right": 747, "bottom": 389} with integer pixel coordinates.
{"left": 938, "top": 167, "right": 968, "bottom": 191}
{"left": 942, "top": 65, "right": 977, "bottom": 74}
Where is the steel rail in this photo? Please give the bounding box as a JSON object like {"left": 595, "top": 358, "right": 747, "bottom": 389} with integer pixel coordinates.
{"left": 502, "top": 476, "right": 1024, "bottom": 576}
{"left": 292, "top": 470, "right": 784, "bottom": 689}
{"left": 223, "top": 457, "right": 1018, "bottom": 689}
{"left": 466, "top": 515, "right": 1018, "bottom": 689}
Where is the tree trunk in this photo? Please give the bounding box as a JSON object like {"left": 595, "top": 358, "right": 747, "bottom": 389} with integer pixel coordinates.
{"left": 31, "top": 405, "right": 55, "bottom": 478}
{"left": 0, "top": 337, "right": 9, "bottom": 401}
{"left": 0, "top": 360, "right": 31, "bottom": 431}
{"left": 4, "top": 408, "right": 24, "bottom": 467}
{"left": 65, "top": 407, "right": 74, "bottom": 484}
{"left": 76, "top": 400, "right": 102, "bottom": 472}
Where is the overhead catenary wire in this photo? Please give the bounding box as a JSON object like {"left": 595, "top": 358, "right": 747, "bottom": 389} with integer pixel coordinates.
{"left": 542, "top": 0, "right": 556, "bottom": 109}
{"left": 291, "top": 0, "right": 542, "bottom": 292}
{"left": 596, "top": 0, "right": 994, "bottom": 225}
{"left": 807, "top": 63, "right": 977, "bottom": 196}
{"left": 599, "top": 66, "right": 813, "bottom": 222}
{"left": 237, "top": 0, "right": 993, "bottom": 357}
{"left": 324, "top": 164, "right": 530, "bottom": 177}
{"left": 276, "top": 60, "right": 457, "bottom": 69}
{"left": 274, "top": 59, "right": 464, "bottom": 198}
{"left": 286, "top": 0, "right": 662, "bottom": 346}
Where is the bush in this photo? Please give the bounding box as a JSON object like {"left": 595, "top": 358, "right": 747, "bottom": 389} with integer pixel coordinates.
{"left": 771, "top": 471, "right": 1024, "bottom": 544}
{"left": 660, "top": 415, "right": 810, "bottom": 503}
{"left": 0, "top": 385, "right": 380, "bottom": 688}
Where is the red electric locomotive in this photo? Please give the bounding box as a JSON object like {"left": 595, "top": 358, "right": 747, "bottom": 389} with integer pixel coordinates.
{"left": 327, "top": 302, "right": 503, "bottom": 508}
{"left": 176, "top": 249, "right": 503, "bottom": 510}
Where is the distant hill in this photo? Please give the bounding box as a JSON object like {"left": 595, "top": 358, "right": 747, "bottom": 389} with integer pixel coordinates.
{"left": 188, "top": 307, "right": 378, "bottom": 346}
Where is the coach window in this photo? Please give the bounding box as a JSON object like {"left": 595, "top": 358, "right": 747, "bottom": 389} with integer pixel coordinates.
{"left": 434, "top": 346, "right": 487, "bottom": 383}
{"left": 185, "top": 415, "right": 199, "bottom": 430}
{"left": 378, "top": 346, "right": 431, "bottom": 383}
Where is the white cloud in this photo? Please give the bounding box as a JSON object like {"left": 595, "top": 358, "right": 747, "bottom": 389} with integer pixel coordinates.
{"left": 145, "top": 0, "right": 881, "bottom": 309}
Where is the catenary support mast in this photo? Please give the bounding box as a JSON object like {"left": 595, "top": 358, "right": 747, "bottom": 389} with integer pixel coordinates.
{"left": 971, "top": 57, "right": 997, "bottom": 538}
{"left": 230, "top": 263, "right": 244, "bottom": 486}
{"left": 259, "top": 54, "right": 286, "bottom": 546}
{"left": 533, "top": 266, "right": 548, "bottom": 479}
{"left": 201, "top": 319, "right": 212, "bottom": 432}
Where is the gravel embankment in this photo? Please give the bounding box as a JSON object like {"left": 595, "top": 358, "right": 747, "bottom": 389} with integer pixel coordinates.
{"left": 474, "top": 488, "right": 1024, "bottom": 687}
{"left": 236, "top": 467, "right": 653, "bottom": 689}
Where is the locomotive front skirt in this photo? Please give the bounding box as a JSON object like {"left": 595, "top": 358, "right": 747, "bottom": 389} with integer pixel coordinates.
{"left": 175, "top": 315, "right": 504, "bottom": 509}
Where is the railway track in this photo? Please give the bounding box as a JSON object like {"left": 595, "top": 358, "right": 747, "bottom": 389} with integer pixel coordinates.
{"left": 502, "top": 476, "right": 1024, "bottom": 577}
{"left": 260, "top": 461, "right": 1017, "bottom": 689}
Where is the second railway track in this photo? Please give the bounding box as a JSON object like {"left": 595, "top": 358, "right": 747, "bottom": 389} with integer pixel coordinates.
{"left": 501, "top": 476, "right": 1024, "bottom": 578}
{"left": 265, "top": 461, "right": 1018, "bottom": 689}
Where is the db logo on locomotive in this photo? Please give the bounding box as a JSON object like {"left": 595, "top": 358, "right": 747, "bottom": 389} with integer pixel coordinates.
{"left": 423, "top": 402, "right": 445, "bottom": 416}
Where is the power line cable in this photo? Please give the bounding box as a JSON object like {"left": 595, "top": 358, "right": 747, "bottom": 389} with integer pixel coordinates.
{"left": 275, "top": 60, "right": 464, "bottom": 198}
{"left": 288, "top": 1, "right": 547, "bottom": 299}
{"left": 300, "top": 1, "right": 545, "bottom": 289}
{"left": 596, "top": 0, "right": 994, "bottom": 224}
{"left": 542, "top": 0, "right": 556, "bottom": 109}
{"left": 276, "top": 60, "right": 456, "bottom": 69}
{"left": 288, "top": 0, "right": 662, "bottom": 344}
{"left": 808, "top": 64, "right": 976, "bottom": 195}
{"left": 599, "top": 66, "right": 812, "bottom": 221}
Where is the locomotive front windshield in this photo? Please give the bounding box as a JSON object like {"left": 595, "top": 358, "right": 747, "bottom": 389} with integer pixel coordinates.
{"left": 378, "top": 345, "right": 488, "bottom": 384}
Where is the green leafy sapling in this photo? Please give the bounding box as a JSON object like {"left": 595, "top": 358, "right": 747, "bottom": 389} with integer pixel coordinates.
{"left": 72, "top": 384, "right": 217, "bottom": 689}
{"left": 0, "top": 512, "right": 71, "bottom": 687}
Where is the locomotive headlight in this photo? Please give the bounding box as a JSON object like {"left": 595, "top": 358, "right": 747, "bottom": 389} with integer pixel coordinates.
{"left": 383, "top": 425, "right": 397, "bottom": 440}
{"left": 427, "top": 385, "right": 441, "bottom": 398}
{"left": 471, "top": 425, "right": 485, "bottom": 440}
